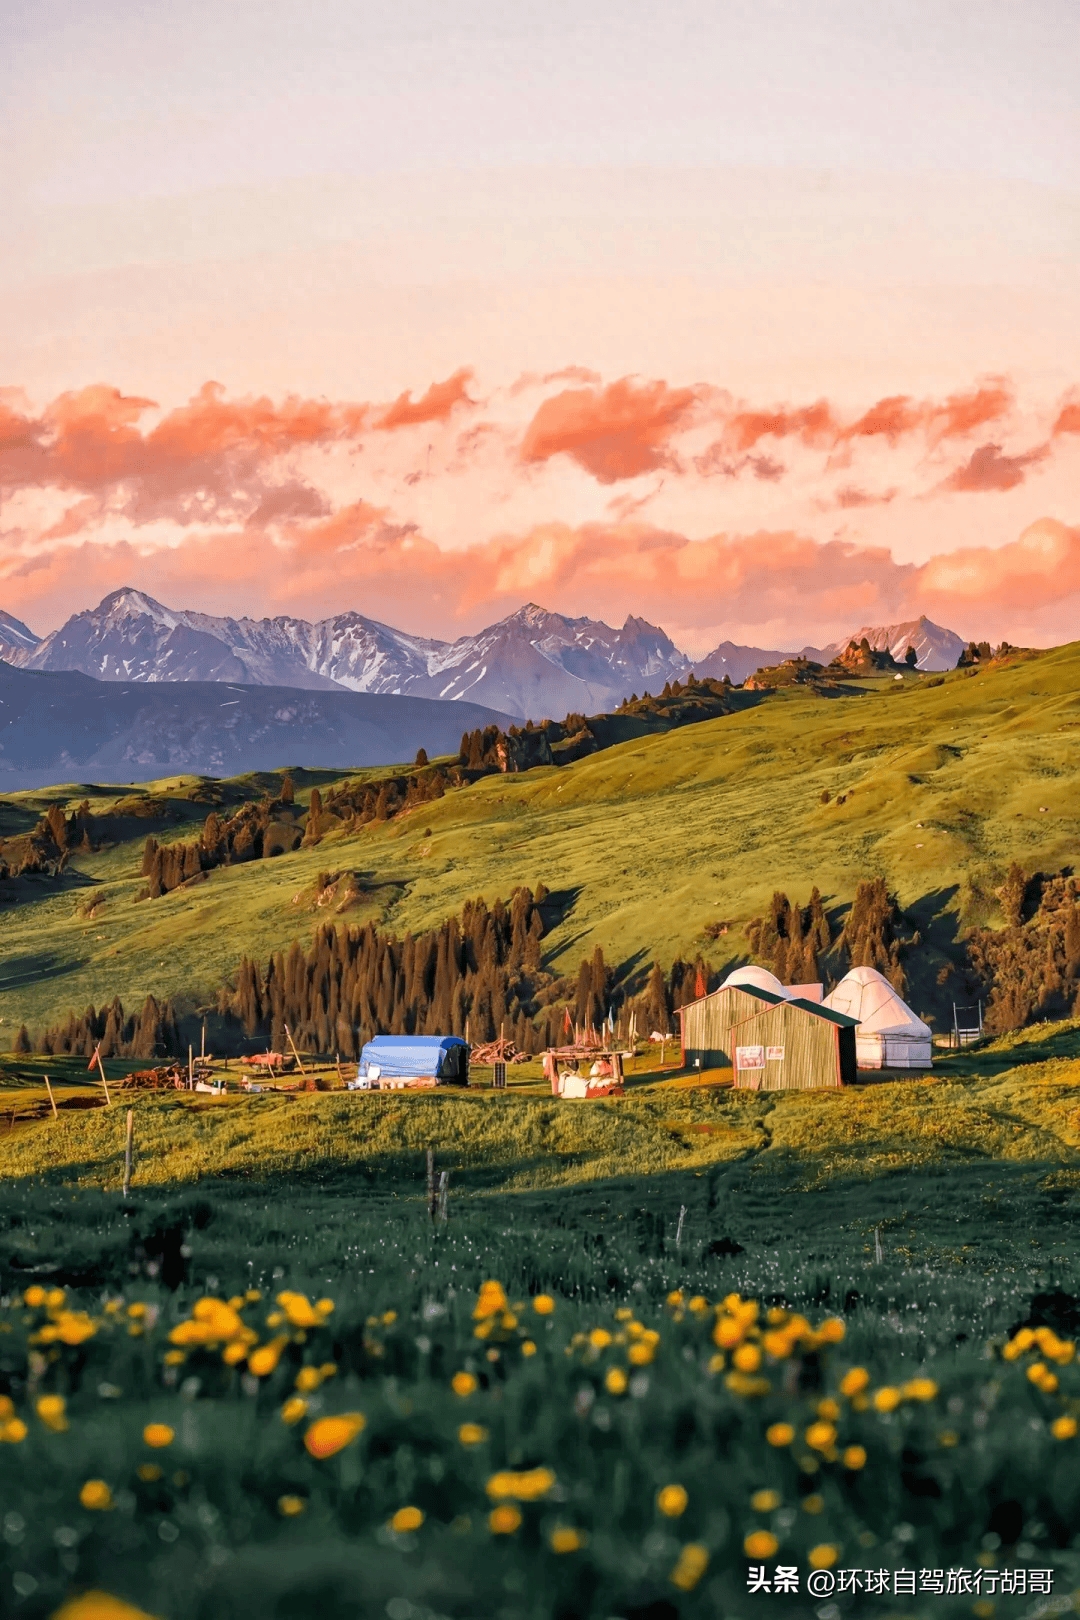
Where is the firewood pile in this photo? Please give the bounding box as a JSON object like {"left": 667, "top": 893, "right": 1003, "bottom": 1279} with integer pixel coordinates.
{"left": 469, "top": 1036, "right": 529, "bottom": 1065}
{"left": 114, "top": 1064, "right": 186, "bottom": 1091}
{"left": 240, "top": 1052, "right": 296, "bottom": 1072}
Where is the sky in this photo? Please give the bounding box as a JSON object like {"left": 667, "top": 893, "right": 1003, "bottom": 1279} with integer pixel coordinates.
{"left": 2, "top": 0, "right": 1079, "bottom": 656}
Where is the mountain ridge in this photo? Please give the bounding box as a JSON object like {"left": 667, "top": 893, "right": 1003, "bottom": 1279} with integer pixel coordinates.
{"left": 4, "top": 589, "right": 970, "bottom": 718}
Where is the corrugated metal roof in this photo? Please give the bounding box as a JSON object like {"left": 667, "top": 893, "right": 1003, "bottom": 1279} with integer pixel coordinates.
{"left": 677, "top": 983, "right": 783, "bottom": 1018}
{"left": 785, "top": 997, "right": 860, "bottom": 1027}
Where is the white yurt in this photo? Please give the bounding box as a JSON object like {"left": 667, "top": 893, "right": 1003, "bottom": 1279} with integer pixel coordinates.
{"left": 720, "top": 965, "right": 790, "bottom": 998}
{"left": 822, "top": 965, "right": 932, "bottom": 1069}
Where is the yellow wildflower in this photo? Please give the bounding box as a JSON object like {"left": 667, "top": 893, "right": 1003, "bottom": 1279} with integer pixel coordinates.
{"left": 452, "top": 1371, "right": 478, "bottom": 1397}
{"left": 1052, "top": 1415, "right": 1077, "bottom": 1440}
{"left": 50, "top": 1593, "right": 161, "bottom": 1620}
{"left": 733, "top": 1343, "right": 762, "bottom": 1373}
{"left": 24, "top": 1286, "right": 46, "bottom": 1308}
{"left": 142, "top": 1424, "right": 174, "bottom": 1449}
{"left": 670, "top": 1544, "right": 709, "bottom": 1591}
{"left": 391, "top": 1506, "right": 424, "bottom": 1533}
{"left": 0, "top": 1418, "right": 27, "bottom": 1444}
{"left": 550, "top": 1526, "right": 584, "bottom": 1553}
{"left": 295, "top": 1366, "right": 322, "bottom": 1393}
{"left": 713, "top": 1316, "right": 745, "bottom": 1349}
{"left": 666, "top": 1290, "right": 684, "bottom": 1307}
{"left": 163, "top": 1350, "right": 185, "bottom": 1367}
{"left": 589, "top": 1328, "right": 613, "bottom": 1350}
{"left": 605, "top": 1367, "right": 628, "bottom": 1396}
{"left": 902, "top": 1378, "right": 938, "bottom": 1402}
{"left": 762, "top": 1330, "right": 794, "bottom": 1359}
{"left": 817, "top": 1398, "right": 841, "bottom": 1421}
{"left": 127, "top": 1302, "right": 147, "bottom": 1320}
{"left": 281, "top": 1397, "right": 308, "bottom": 1426}
{"left": 320, "top": 1363, "right": 337, "bottom": 1379}
{"left": 37, "top": 1393, "right": 68, "bottom": 1432}
{"left": 521, "top": 1340, "right": 537, "bottom": 1357}
{"left": 873, "top": 1386, "right": 901, "bottom": 1413}
{"left": 842, "top": 1445, "right": 867, "bottom": 1470}
{"left": 500, "top": 1312, "right": 518, "bottom": 1330}
{"left": 802, "top": 1494, "right": 825, "bottom": 1514}
{"left": 303, "top": 1412, "right": 366, "bottom": 1459}
{"left": 222, "top": 1342, "right": 247, "bottom": 1366}
{"left": 532, "top": 1294, "right": 555, "bottom": 1315}
{"left": 317, "top": 1299, "right": 335, "bottom": 1316}
{"left": 744, "top": 1530, "right": 778, "bottom": 1559}
{"left": 938, "top": 1430, "right": 959, "bottom": 1447}
{"left": 458, "top": 1423, "right": 489, "bottom": 1446}
{"left": 0, "top": 1396, "right": 13, "bottom": 1421}
{"left": 817, "top": 1318, "right": 845, "bottom": 1343}
{"left": 750, "top": 1490, "right": 781, "bottom": 1512}
{"left": 245, "top": 1289, "right": 262, "bottom": 1303}
{"left": 486, "top": 1467, "right": 556, "bottom": 1501}
{"left": 657, "top": 1484, "right": 688, "bottom": 1518}
{"left": 688, "top": 1296, "right": 709, "bottom": 1314}
{"left": 80, "top": 1480, "right": 114, "bottom": 1511}
{"left": 489, "top": 1505, "right": 522, "bottom": 1534}
{"left": 46, "top": 1287, "right": 66, "bottom": 1309}
{"left": 278, "top": 1495, "right": 307, "bottom": 1516}
{"left": 766, "top": 1423, "right": 795, "bottom": 1447}
{"left": 137, "top": 1464, "right": 162, "bottom": 1482}
{"left": 839, "top": 1366, "right": 870, "bottom": 1397}
{"left": 247, "top": 1335, "right": 289, "bottom": 1377}
{"left": 809, "top": 1544, "right": 838, "bottom": 1569}
{"left": 275, "top": 1291, "right": 322, "bottom": 1328}
{"left": 708, "top": 1353, "right": 725, "bottom": 1374}
{"left": 474, "top": 1281, "right": 508, "bottom": 1320}
{"left": 628, "top": 1341, "right": 654, "bottom": 1367}
{"left": 805, "top": 1422, "right": 837, "bottom": 1452}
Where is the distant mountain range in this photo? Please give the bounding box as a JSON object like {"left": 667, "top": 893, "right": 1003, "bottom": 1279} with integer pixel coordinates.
{"left": 0, "top": 662, "right": 511, "bottom": 793}
{"left": 1, "top": 590, "right": 969, "bottom": 735}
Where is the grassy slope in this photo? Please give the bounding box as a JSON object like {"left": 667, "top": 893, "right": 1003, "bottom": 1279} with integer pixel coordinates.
{"left": 3, "top": 1022, "right": 1080, "bottom": 1194}
{"left": 2, "top": 645, "right": 1079, "bottom": 1037}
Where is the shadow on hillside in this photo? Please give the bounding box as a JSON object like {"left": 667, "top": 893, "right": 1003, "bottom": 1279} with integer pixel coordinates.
{"left": 935, "top": 1024, "right": 1080, "bottom": 1079}
{"left": 0, "top": 949, "right": 88, "bottom": 994}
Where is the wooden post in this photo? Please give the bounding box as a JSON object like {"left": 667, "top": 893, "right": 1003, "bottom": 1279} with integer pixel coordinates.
{"left": 123, "top": 1107, "right": 134, "bottom": 1197}
{"left": 44, "top": 1076, "right": 58, "bottom": 1120}
{"left": 96, "top": 1049, "right": 111, "bottom": 1106}
{"left": 188, "top": 1045, "right": 194, "bottom": 1090}
{"left": 437, "top": 1169, "right": 450, "bottom": 1223}
{"left": 675, "top": 1204, "right": 687, "bottom": 1247}
{"left": 201, "top": 1019, "right": 206, "bottom": 1061}
{"left": 335, "top": 1052, "right": 344, "bottom": 1087}
{"left": 426, "top": 1148, "right": 436, "bottom": 1222}
{"left": 283, "top": 1023, "right": 307, "bottom": 1075}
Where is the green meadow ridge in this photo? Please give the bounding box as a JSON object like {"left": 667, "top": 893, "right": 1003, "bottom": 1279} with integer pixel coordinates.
{"left": 0, "top": 642, "right": 1078, "bottom": 1046}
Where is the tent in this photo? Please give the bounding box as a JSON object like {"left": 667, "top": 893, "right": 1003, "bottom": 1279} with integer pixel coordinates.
{"left": 822, "top": 966, "right": 933, "bottom": 1069}
{"left": 355, "top": 1035, "right": 470, "bottom": 1089}
{"left": 720, "top": 965, "right": 789, "bottom": 998}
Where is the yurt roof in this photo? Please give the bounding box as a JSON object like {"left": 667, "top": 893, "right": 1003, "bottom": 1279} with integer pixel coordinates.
{"left": 822, "top": 966, "right": 932, "bottom": 1038}
{"left": 721, "top": 965, "right": 789, "bottom": 998}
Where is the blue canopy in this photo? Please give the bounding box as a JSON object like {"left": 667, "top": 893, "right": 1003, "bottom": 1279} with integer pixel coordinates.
{"left": 359, "top": 1035, "right": 468, "bottom": 1079}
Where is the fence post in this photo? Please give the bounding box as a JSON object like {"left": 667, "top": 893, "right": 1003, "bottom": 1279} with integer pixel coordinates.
{"left": 874, "top": 1227, "right": 883, "bottom": 1264}
{"left": 44, "top": 1076, "right": 58, "bottom": 1120}
{"left": 426, "top": 1148, "right": 436, "bottom": 1223}
{"left": 437, "top": 1169, "right": 450, "bottom": 1224}
{"left": 675, "top": 1205, "right": 687, "bottom": 1248}
{"left": 123, "top": 1108, "right": 134, "bottom": 1197}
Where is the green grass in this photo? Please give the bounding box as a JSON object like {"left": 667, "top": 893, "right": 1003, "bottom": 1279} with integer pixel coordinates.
{"left": 2, "top": 644, "right": 1079, "bottom": 1039}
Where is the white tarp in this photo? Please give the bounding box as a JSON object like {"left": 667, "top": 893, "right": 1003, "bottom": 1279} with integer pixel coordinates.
{"left": 823, "top": 965, "right": 933, "bottom": 1069}
{"left": 721, "top": 965, "right": 790, "bottom": 998}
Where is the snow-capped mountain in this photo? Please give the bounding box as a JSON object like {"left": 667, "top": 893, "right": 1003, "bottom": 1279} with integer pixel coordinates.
{"left": 801, "top": 616, "right": 966, "bottom": 671}
{"left": 0, "top": 609, "right": 40, "bottom": 666}
{"left": 18, "top": 591, "right": 689, "bottom": 721}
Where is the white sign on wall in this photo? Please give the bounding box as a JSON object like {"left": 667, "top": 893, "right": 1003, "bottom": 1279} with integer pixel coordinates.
{"left": 766, "top": 1046, "right": 785, "bottom": 1061}
{"left": 735, "top": 1045, "right": 765, "bottom": 1070}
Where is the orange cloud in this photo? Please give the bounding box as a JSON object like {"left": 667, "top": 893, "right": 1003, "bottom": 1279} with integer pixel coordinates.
{"left": 925, "top": 380, "right": 1013, "bottom": 442}
{"left": 938, "top": 441, "right": 1049, "bottom": 494}
{"left": 519, "top": 377, "right": 700, "bottom": 482}
{"left": 1052, "top": 400, "right": 1080, "bottom": 437}
{"left": 375, "top": 369, "right": 475, "bottom": 430}
{"left": 833, "top": 485, "right": 897, "bottom": 509}
{"left": 724, "top": 400, "right": 836, "bottom": 453}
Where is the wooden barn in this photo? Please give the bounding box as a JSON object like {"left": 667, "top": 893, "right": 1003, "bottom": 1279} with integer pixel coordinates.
{"left": 730, "top": 997, "right": 858, "bottom": 1091}
{"left": 677, "top": 983, "right": 785, "bottom": 1071}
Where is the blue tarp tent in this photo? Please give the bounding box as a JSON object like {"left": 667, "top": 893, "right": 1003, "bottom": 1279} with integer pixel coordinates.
{"left": 357, "top": 1035, "right": 469, "bottom": 1086}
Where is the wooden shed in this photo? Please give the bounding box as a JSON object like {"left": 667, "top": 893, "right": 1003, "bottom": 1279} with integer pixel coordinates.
{"left": 729, "top": 997, "right": 858, "bottom": 1090}
{"left": 677, "top": 983, "right": 784, "bottom": 1071}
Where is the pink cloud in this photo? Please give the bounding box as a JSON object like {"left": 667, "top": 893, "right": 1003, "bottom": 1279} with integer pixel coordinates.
{"left": 938, "top": 441, "right": 1049, "bottom": 494}
{"left": 519, "top": 377, "right": 700, "bottom": 482}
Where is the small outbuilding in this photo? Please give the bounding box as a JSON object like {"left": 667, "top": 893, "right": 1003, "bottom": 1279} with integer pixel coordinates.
{"left": 730, "top": 997, "right": 858, "bottom": 1090}
{"left": 678, "top": 982, "right": 784, "bottom": 1071}
{"left": 354, "top": 1035, "right": 470, "bottom": 1090}
{"left": 822, "top": 966, "right": 933, "bottom": 1069}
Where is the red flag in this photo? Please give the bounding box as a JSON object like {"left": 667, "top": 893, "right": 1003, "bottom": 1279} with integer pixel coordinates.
{"left": 87, "top": 1044, "right": 100, "bottom": 1072}
{"left": 695, "top": 968, "right": 707, "bottom": 1000}
{"left": 563, "top": 1007, "right": 572, "bottom": 1034}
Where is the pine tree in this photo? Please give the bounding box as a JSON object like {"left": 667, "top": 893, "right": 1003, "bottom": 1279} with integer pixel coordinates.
{"left": 281, "top": 772, "right": 295, "bottom": 804}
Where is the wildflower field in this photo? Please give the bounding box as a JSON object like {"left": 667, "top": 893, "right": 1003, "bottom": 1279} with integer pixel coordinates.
{"left": 3, "top": 1079, "right": 1080, "bottom": 1620}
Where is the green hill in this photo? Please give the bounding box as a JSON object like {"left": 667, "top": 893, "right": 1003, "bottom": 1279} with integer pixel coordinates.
{"left": 2, "top": 643, "right": 1078, "bottom": 1041}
